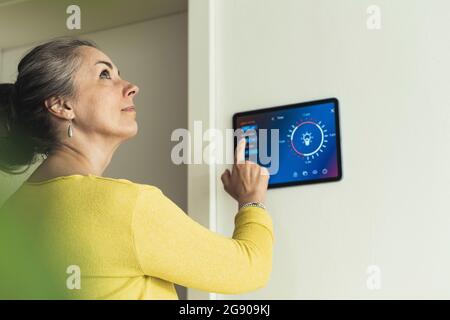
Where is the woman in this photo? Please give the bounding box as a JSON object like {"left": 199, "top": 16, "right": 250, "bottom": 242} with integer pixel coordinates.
{"left": 0, "top": 38, "right": 274, "bottom": 300}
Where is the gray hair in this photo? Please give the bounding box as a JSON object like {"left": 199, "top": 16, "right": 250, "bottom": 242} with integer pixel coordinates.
{"left": 0, "top": 37, "right": 97, "bottom": 174}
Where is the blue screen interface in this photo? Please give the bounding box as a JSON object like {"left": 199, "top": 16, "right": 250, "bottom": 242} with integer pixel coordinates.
{"left": 234, "top": 99, "right": 341, "bottom": 187}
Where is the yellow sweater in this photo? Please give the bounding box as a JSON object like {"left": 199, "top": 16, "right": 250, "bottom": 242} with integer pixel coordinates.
{"left": 0, "top": 174, "right": 274, "bottom": 300}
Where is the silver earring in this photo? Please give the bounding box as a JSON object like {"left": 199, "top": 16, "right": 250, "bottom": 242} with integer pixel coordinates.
{"left": 68, "top": 119, "right": 73, "bottom": 138}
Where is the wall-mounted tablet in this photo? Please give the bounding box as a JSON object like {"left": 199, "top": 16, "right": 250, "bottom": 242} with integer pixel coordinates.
{"left": 233, "top": 98, "right": 342, "bottom": 188}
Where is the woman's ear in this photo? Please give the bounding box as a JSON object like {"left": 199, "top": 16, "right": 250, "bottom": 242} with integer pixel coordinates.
{"left": 45, "top": 97, "right": 60, "bottom": 111}
{"left": 44, "top": 97, "right": 73, "bottom": 119}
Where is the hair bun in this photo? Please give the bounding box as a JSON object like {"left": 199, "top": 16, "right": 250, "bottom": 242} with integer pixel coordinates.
{"left": 0, "top": 83, "right": 18, "bottom": 134}
{"left": 0, "top": 82, "right": 35, "bottom": 175}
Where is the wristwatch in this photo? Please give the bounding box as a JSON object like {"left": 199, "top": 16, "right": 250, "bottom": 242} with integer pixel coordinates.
{"left": 239, "top": 202, "right": 267, "bottom": 211}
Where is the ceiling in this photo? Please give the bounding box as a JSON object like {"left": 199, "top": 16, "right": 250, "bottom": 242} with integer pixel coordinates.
{"left": 0, "top": 0, "right": 188, "bottom": 49}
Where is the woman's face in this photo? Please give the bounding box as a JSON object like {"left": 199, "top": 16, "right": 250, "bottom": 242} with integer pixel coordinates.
{"left": 69, "top": 46, "right": 140, "bottom": 142}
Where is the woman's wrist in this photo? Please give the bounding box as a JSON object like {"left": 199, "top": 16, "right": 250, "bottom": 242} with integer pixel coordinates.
{"left": 238, "top": 201, "right": 267, "bottom": 211}
{"left": 238, "top": 193, "right": 262, "bottom": 205}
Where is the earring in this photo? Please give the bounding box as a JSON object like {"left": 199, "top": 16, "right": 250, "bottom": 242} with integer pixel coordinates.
{"left": 68, "top": 119, "right": 73, "bottom": 138}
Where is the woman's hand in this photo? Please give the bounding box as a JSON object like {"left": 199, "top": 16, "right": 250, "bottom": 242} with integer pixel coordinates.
{"left": 221, "top": 138, "right": 270, "bottom": 209}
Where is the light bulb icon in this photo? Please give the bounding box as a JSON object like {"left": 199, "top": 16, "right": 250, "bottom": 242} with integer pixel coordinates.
{"left": 288, "top": 120, "right": 328, "bottom": 161}
{"left": 301, "top": 132, "right": 313, "bottom": 146}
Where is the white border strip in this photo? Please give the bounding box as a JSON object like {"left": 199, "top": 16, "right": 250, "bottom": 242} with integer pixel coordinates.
{"left": 208, "top": 0, "right": 217, "bottom": 301}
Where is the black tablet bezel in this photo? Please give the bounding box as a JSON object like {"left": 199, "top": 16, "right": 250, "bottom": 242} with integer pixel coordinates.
{"left": 232, "top": 97, "right": 343, "bottom": 189}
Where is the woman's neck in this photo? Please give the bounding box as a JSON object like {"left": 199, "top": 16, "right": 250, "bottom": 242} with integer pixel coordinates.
{"left": 27, "top": 143, "right": 118, "bottom": 182}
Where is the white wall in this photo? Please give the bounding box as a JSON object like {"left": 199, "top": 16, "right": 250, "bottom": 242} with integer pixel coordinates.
{"left": 0, "top": 12, "right": 188, "bottom": 299}
{"left": 187, "top": 0, "right": 217, "bottom": 300}
{"left": 201, "top": 0, "right": 450, "bottom": 299}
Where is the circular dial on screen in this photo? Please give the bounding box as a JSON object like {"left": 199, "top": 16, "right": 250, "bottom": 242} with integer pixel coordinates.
{"left": 287, "top": 119, "right": 329, "bottom": 162}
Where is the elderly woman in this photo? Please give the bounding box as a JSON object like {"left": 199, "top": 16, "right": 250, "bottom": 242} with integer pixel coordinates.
{"left": 0, "top": 38, "right": 274, "bottom": 300}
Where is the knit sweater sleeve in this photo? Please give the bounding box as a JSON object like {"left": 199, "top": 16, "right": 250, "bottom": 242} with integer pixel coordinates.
{"left": 131, "top": 184, "right": 275, "bottom": 294}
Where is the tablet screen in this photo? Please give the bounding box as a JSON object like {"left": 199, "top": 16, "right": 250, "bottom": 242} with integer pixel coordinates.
{"left": 233, "top": 98, "right": 342, "bottom": 188}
